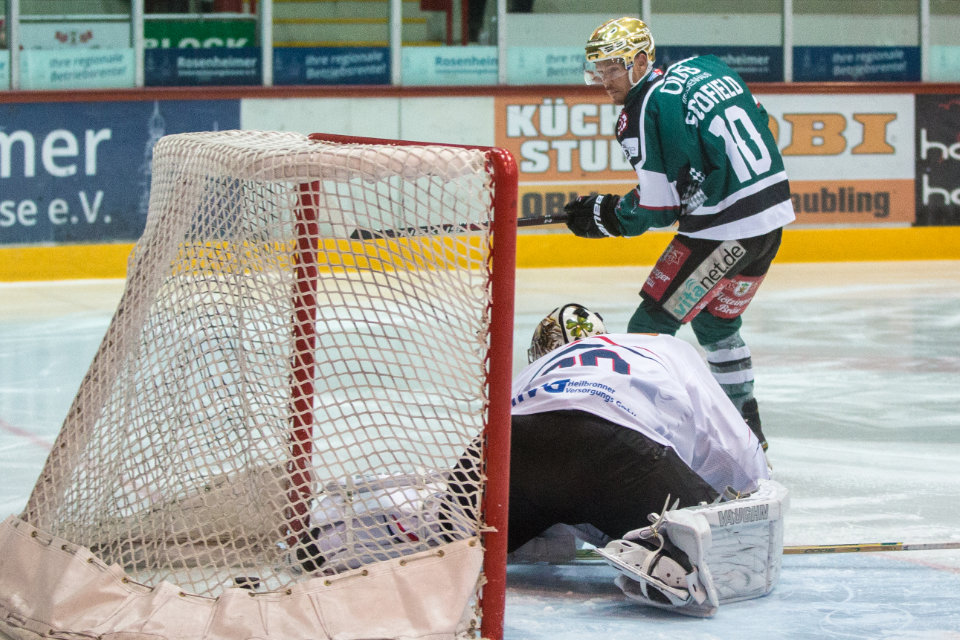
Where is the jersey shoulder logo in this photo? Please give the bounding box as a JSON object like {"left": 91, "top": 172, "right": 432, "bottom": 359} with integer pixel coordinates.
{"left": 617, "top": 110, "right": 628, "bottom": 137}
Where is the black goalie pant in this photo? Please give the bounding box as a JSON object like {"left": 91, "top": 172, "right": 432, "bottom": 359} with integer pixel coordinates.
{"left": 448, "top": 410, "right": 719, "bottom": 553}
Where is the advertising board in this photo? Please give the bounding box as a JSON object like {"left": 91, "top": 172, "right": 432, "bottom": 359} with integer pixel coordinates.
{"left": 495, "top": 90, "right": 916, "bottom": 226}
{"left": 0, "top": 99, "right": 240, "bottom": 245}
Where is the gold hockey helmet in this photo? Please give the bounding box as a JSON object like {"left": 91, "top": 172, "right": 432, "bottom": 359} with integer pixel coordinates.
{"left": 584, "top": 17, "right": 655, "bottom": 85}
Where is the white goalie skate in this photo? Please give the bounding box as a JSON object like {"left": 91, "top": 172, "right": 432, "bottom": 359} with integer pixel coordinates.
{"left": 598, "top": 479, "right": 789, "bottom": 617}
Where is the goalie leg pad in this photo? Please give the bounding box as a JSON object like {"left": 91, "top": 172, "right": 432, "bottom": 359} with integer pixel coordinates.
{"left": 295, "top": 473, "right": 455, "bottom": 573}
{"left": 687, "top": 478, "right": 789, "bottom": 604}
{"left": 600, "top": 479, "right": 788, "bottom": 616}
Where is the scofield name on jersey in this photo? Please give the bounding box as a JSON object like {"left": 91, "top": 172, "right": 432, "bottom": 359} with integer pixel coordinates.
{"left": 615, "top": 54, "right": 795, "bottom": 241}
{"left": 667, "top": 68, "right": 747, "bottom": 126}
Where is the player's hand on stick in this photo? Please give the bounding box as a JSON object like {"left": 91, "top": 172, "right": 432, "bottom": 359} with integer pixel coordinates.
{"left": 563, "top": 194, "right": 623, "bottom": 238}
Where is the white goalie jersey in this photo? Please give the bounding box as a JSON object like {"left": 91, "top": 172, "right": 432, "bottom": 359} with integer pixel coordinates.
{"left": 512, "top": 332, "right": 769, "bottom": 494}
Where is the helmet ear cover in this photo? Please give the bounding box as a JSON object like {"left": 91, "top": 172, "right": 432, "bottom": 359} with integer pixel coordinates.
{"left": 527, "top": 303, "right": 607, "bottom": 363}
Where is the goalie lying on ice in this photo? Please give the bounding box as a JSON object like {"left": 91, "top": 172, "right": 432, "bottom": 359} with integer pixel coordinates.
{"left": 498, "top": 303, "right": 786, "bottom": 616}
{"left": 295, "top": 472, "right": 787, "bottom": 618}
{"left": 297, "top": 303, "right": 787, "bottom": 616}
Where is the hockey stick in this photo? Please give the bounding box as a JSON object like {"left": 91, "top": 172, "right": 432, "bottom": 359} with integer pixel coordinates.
{"left": 518, "top": 213, "right": 568, "bottom": 228}
{"left": 573, "top": 540, "right": 960, "bottom": 561}
{"left": 349, "top": 214, "right": 567, "bottom": 239}
{"left": 782, "top": 541, "right": 960, "bottom": 554}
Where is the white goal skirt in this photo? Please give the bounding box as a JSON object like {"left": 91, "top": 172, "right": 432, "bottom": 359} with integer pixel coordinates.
{"left": 0, "top": 516, "right": 482, "bottom": 640}
{"left": 0, "top": 131, "right": 518, "bottom": 640}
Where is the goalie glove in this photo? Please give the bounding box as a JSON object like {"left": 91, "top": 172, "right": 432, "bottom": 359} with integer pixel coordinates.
{"left": 293, "top": 473, "right": 453, "bottom": 573}
{"left": 563, "top": 194, "right": 622, "bottom": 238}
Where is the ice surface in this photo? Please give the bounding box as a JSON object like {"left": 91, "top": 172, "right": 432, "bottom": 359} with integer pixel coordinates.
{"left": 2, "top": 261, "right": 959, "bottom": 638}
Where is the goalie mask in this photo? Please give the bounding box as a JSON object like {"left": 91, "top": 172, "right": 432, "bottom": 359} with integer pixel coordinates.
{"left": 583, "top": 17, "right": 655, "bottom": 86}
{"left": 528, "top": 303, "right": 607, "bottom": 363}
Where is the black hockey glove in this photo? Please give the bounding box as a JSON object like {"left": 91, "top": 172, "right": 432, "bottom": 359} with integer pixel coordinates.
{"left": 563, "top": 194, "right": 623, "bottom": 238}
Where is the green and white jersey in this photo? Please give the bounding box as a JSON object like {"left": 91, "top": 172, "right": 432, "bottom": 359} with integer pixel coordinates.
{"left": 615, "top": 55, "right": 795, "bottom": 240}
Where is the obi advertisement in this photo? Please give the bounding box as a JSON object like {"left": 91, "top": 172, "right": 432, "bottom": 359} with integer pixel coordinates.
{"left": 496, "top": 91, "right": 917, "bottom": 226}
{"left": 0, "top": 99, "right": 240, "bottom": 245}
{"left": 760, "top": 93, "right": 915, "bottom": 226}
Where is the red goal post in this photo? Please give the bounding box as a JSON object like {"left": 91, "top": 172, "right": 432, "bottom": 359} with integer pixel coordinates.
{"left": 307, "top": 132, "right": 518, "bottom": 640}
{"left": 0, "top": 131, "right": 518, "bottom": 640}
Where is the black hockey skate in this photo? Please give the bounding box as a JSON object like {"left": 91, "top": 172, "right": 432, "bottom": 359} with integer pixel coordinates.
{"left": 740, "top": 398, "right": 767, "bottom": 451}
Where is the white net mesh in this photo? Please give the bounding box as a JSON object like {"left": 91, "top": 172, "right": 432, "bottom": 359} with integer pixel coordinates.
{"left": 20, "top": 130, "right": 500, "bottom": 603}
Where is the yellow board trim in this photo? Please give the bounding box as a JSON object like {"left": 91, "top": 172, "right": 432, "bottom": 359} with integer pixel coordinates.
{"left": 165, "top": 237, "right": 485, "bottom": 277}
{"left": 0, "top": 243, "right": 136, "bottom": 281}
{"left": 275, "top": 0, "right": 419, "bottom": 3}
{"left": 515, "top": 226, "right": 960, "bottom": 269}
{"left": 2, "top": 226, "right": 959, "bottom": 281}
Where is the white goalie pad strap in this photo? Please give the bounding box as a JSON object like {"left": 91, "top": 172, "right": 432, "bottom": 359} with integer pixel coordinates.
{"left": 598, "top": 508, "right": 719, "bottom": 617}
{"left": 598, "top": 538, "right": 708, "bottom": 608}
{"left": 601, "top": 479, "right": 788, "bottom": 617}
{"left": 304, "top": 473, "right": 464, "bottom": 572}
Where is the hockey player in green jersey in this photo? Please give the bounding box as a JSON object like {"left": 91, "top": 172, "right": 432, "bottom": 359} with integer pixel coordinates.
{"left": 564, "top": 17, "right": 796, "bottom": 451}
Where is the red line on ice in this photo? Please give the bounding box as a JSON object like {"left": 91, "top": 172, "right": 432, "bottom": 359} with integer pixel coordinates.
{"left": 0, "top": 417, "right": 53, "bottom": 451}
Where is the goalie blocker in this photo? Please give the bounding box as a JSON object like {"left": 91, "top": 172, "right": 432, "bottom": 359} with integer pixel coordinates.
{"left": 598, "top": 478, "right": 788, "bottom": 617}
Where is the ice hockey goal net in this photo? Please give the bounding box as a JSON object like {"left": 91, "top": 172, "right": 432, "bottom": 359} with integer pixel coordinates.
{"left": 0, "top": 130, "right": 517, "bottom": 640}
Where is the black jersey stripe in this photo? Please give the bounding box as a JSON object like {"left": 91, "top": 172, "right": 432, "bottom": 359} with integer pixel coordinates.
{"left": 679, "top": 178, "right": 792, "bottom": 234}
